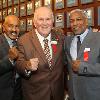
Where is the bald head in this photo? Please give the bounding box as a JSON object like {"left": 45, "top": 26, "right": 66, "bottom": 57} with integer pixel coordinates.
{"left": 4, "top": 15, "right": 19, "bottom": 25}
{"left": 3, "top": 15, "right": 20, "bottom": 40}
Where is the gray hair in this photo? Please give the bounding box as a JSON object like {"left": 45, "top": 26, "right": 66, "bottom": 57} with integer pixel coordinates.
{"left": 33, "top": 6, "right": 54, "bottom": 22}
{"left": 69, "top": 9, "right": 88, "bottom": 19}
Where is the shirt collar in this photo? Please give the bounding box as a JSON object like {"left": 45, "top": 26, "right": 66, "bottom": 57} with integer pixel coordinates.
{"left": 35, "top": 29, "right": 51, "bottom": 42}
{"left": 4, "top": 33, "right": 13, "bottom": 43}
{"left": 77, "top": 28, "right": 89, "bottom": 43}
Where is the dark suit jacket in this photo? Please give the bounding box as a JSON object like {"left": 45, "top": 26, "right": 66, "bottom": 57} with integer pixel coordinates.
{"left": 64, "top": 28, "right": 100, "bottom": 100}
{"left": 0, "top": 34, "right": 15, "bottom": 100}
{"left": 16, "top": 29, "right": 65, "bottom": 100}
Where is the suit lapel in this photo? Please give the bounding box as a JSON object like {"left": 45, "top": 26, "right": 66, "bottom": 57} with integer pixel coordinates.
{"left": 0, "top": 34, "right": 10, "bottom": 49}
{"left": 29, "top": 30, "right": 48, "bottom": 64}
{"left": 51, "top": 31, "right": 62, "bottom": 67}
{"left": 78, "top": 29, "right": 93, "bottom": 58}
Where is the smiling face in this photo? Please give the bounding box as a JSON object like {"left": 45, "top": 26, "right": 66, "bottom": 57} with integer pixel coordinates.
{"left": 69, "top": 10, "right": 88, "bottom": 35}
{"left": 33, "top": 7, "right": 54, "bottom": 38}
{"left": 3, "top": 15, "right": 19, "bottom": 40}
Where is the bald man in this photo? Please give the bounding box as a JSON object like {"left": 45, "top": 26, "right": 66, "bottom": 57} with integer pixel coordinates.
{"left": 0, "top": 15, "right": 21, "bottom": 100}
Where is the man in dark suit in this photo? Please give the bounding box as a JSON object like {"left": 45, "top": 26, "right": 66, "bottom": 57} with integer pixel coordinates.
{"left": 16, "top": 6, "right": 65, "bottom": 100}
{"left": 64, "top": 9, "right": 100, "bottom": 100}
{"left": 0, "top": 15, "right": 21, "bottom": 100}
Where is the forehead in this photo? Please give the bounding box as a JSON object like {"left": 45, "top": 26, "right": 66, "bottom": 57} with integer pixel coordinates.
{"left": 6, "top": 17, "right": 19, "bottom": 25}
{"left": 70, "top": 11, "right": 84, "bottom": 19}
{"left": 36, "top": 8, "right": 52, "bottom": 18}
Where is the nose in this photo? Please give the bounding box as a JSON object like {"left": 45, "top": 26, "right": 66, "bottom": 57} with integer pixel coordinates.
{"left": 43, "top": 19, "right": 47, "bottom": 23}
{"left": 12, "top": 26, "right": 17, "bottom": 32}
{"left": 73, "top": 20, "right": 77, "bottom": 26}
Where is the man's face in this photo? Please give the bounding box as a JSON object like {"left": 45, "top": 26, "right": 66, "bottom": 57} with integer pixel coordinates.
{"left": 3, "top": 17, "right": 19, "bottom": 40}
{"left": 34, "top": 8, "right": 53, "bottom": 37}
{"left": 70, "top": 11, "right": 88, "bottom": 35}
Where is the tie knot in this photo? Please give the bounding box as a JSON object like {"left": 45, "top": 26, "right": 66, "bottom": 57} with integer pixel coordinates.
{"left": 12, "top": 40, "right": 17, "bottom": 46}
{"left": 43, "top": 39, "right": 48, "bottom": 44}
{"left": 77, "top": 36, "right": 81, "bottom": 43}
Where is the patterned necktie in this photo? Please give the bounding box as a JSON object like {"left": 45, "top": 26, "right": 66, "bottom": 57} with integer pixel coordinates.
{"left": 77, "top": 36, "right": 81, "bottom": 54}
{"left": 43, "top": 39, "right": 52, "bottom": 69}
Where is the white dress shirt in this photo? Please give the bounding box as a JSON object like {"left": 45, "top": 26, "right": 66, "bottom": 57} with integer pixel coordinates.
{"left": 35, "top": 29, "right": 53, "bottom": 58}
{"left": 70, "top": 28, "right": 89, "bottom": 60}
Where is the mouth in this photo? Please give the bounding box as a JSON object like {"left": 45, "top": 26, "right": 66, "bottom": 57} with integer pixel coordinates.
{"left": 11, "top": 32, "right": 17, "bottom": 36}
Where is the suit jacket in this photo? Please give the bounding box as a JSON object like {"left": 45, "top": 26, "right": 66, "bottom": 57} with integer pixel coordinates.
{"left": 0, "top": 34, "right": 15, "bottom": 100}
{"left": 64, "top": 28, "right": 100, "bottom": 100}
{"left": 16, "top": 29, "right": 65, "bottom": 100}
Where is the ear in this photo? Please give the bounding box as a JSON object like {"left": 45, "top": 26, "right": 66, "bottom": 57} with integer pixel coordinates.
{"left": 85, "top": 18, "right": 88, "bottom": 26}
{"left": 2, "top": 24, "right": 6, "bottom": 32}
{"left": 33, "top": 19, "right": 36, "bottom": 28}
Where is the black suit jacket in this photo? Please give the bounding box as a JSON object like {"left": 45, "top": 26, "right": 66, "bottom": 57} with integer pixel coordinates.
{"left": 0, "top": 34, "right": 15, "bottom": 100}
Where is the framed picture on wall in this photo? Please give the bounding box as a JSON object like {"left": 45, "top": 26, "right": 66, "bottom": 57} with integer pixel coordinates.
{"left": 0, "top": 0, "right": 2, "bottom": 9}
{"left": 8, "top": 0, "right": 12, "bottom": 7}
{"left": 83, "top": 7, "right": 94, "bottom": 26}
{"left": 66, "top": 12, "right": 70, "bottom": 28}
{"left": 14, "top": 0, "right": 19, "bottom": 5}
{"left": 98, "top": 6, "right": 100, "bottom": 25}
{"left": 55, "top": 12, "right": 64, "bottom": 28}
{"left": 3, "top": 0, "right": 7, "bottom": 8}
{"left": 20, "top": 3, "right": 26, "bottom": 17}
{"left": 8, "top": 8, "right": 12, "bottom": 15}
{"left": 67, "top": 0, "right": 78, "bottom": 7}
{"left": 44, "top": 0, "right": 52, "bottom": 8}
{"left": 20, "top": 19, "right": 26, "bottom": 32}
{"left": 27, "top": 1, "right": 34, "bottom": 15}
{"left": 35, "top": 0, "right": 42, "bottom": 10}
{"left": 14, "top": 6, "right": 19, "bottom": 17}
{"left": 27, "top": 18, "right": 33, "bottom": 31}
{"left": 20, "top": 0, "right": 25, "bottom": 3}
{"left": 0, "top": 11, "right": 2, "bottom": 21}
{"left": 3, "top": 9, "right": 7, "bottom": 20}
{"left": 0, "top": 23, "right": 2, "bottom": 33}
{"left": 55, "top": 0, "right": 64, "bottom": 10}
{"left": 80, "top": 0, "right": 93, "bottom": 4}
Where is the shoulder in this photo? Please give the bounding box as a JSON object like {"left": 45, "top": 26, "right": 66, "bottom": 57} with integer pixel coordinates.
{"left": 51, "top": 28, "right": 65, "bottom": 40}
{"left": 92, "top": 32, "right": 100, "bottom": 39}
{"left": 51, "top": 27, "right": 64, "bottom": 36}
{"left": 18, "top": 31, "right": 32, "bottom": 43}
{"left": 0, "top": 34, "right": 6, "bottom": 44}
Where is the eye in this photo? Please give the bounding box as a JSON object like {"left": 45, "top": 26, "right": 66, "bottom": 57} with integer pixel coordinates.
{"left": 38, "top": 18, "right": 43, "bottom": 21}
{"left": 76, "top": 18, "right": 82, "bottom": 21}
{"left": 46, "top": 18, "right": 51, "bottom": 20}
{"left": 70, "top": 19, "right": 74, "bottom": 23}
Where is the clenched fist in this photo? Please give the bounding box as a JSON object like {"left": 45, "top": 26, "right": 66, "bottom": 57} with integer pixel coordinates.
{"left": 8, "top": 47, "right": 18, "bottom": 60}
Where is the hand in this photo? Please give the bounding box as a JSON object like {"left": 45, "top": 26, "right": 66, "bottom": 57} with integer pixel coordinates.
{"left": 26, "top": 58, "right": 39, "bottom": 71}
{"left": 93, "top": 28, "right": 100, "bottom": 32}
{"left": 8, "top": 47, "right": 18, "bottom": 60}
{"left": 72, "top": 60, "right": 80, "bottom": 72}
